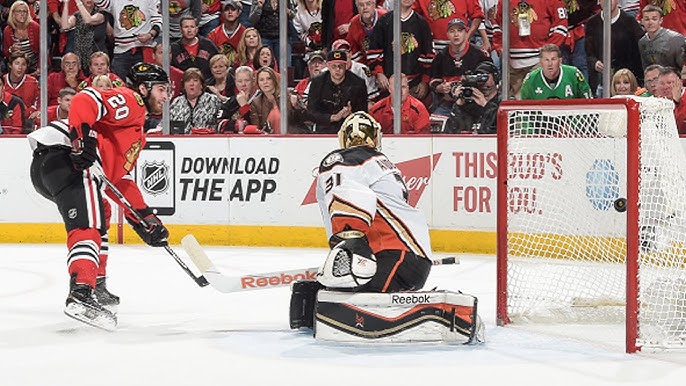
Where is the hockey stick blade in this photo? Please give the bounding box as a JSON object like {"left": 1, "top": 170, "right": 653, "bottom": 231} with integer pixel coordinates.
{"left": 181, "top": 234, "right": 459, "bottom": 293}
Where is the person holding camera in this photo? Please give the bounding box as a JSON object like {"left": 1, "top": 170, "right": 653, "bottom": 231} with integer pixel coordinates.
{"left": 444, "top": 61, "right": 501, "bottom": 134}
{"left": 429, "top": 18, "right": 492, "bottom": 116}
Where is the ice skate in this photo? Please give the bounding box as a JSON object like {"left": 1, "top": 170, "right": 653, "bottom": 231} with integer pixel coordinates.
{"left": 64, "top": 276, "right": 117, "bottom": 331}
{"left": 95, "top": 276, "right": 120, "bottom": 313}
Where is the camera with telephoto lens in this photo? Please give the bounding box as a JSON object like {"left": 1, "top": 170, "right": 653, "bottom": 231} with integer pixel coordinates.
{"left": 452, "top": 73, "right": 490, "bottom": 102}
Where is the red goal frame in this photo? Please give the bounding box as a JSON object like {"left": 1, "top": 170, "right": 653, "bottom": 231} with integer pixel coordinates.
{"left": 495, "top": 98, "right": 642, "bottom": 353}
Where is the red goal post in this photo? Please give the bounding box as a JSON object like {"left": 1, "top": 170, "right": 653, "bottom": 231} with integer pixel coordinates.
{"left": 496, "top": 97, "right": 686, "bottom": 353}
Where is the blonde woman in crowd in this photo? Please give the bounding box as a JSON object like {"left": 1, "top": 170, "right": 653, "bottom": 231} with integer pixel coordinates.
{"left": 234, "top": 27, "right": 262, "bottom": 68}
{"left": 610, "top": 68, "right": 641, "bottom": 96}
{"left": 3, "top": 1, "right": 40, "bottom": 76}
{"left": 207, "top": 54, "right": 235, "bottom": 102}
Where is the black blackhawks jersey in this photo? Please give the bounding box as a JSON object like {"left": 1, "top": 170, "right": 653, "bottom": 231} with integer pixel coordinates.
{"left": 430, "top": 44, "right": 492, "bottom": 83}
{"left": 367, "top": 10, "right": 434, "bottom": 87}
{"left": 315, "top": 145, "right": 432, "bottom": 259}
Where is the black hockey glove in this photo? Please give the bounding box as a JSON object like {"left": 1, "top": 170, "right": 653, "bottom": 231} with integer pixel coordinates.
{"left": 328, "top": 230, "right": 373, "bottom": 259}
{"left": 69, "top": 123, "right": 98, "bottom": 171}
{"left": 126, "top": 207, "right": 169, "bottom": 247}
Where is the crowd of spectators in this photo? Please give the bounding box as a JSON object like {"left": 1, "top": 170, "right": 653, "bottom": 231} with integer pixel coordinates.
{"left": 1, "top": 0, "right": 686, "bottom": 135}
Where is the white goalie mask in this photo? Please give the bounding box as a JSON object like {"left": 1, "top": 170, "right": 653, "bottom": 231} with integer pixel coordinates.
{"left": 338, "top": 111, "right": 382, "bottom": 150}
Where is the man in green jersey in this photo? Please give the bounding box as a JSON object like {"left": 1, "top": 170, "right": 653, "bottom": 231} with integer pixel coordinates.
{"left": 520, "top": 44, "right": 592, "bottom": 100}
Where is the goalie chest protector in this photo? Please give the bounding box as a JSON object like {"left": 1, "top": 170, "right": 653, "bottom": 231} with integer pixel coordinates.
{"left": 314, "top": 290, "right": 481, "bottom": 344}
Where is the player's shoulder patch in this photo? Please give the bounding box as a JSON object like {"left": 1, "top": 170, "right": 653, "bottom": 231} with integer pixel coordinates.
{"left": 319, "top": 147, "right": 377, "bottom": 172}
{"left": 321, "top": 151, "right": 345, "bottom": 169}
{"left": 575, "top": 69, "right": 585, "bottom": 82}
{"left": 133, "top": 91, "right": 145, "bottom": 106}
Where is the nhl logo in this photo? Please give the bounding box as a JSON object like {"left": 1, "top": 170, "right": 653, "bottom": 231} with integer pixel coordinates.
{"left": 141, "top": 161, "right": 169, "bottom": 196}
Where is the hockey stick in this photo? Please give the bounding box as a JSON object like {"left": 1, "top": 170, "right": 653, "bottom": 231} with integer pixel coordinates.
{"left": 91, "top": 166, "right": 209, "bottom": 287}
{"left": 181, "top": 234, "right": 459, "bottom": 293}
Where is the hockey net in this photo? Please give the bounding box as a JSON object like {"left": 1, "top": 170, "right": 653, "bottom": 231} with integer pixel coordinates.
{"left": 496, "top": 97, "right": 686, "bottom": 353}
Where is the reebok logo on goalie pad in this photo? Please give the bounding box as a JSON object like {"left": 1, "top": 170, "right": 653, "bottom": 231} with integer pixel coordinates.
{"left": 391, "top": 294, "right": 431, "bottom": 305}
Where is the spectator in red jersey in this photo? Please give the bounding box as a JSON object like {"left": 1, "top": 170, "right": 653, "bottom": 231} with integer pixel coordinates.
{"left": 234, "top": 27, "right": 262, "bottom": 68}
{"left": 370, "top": 73, "right": 430, "bottom": 134}
{"left": 4, "top": 52, "right": 39, "bottom": 126}
{"left": 346, "top": 0, "right": 387, "bottom": 65}
{"left": 207, "top": 0, "right": 246, "bottom": 66}
{"left": 654, "top": 66, "right": 686, "bottom": 133}
{"left": 47, "top": 53, "right": 86, "bottom": 106}
{"left": 492, "top": 0, "right": 568, "bottom": 99}
{"left": 60, "top": 0, "right": 109, "bottom": 76}
{"left": 171, "top": 15, "right": 221, "bottom": 81}
{"left": 77, "top": 51, "right": 125, "bottom": 90}
{"left": 3, "top": 1, "right": 40, "bottom": 76}
{"left": 321, "top": 0, "right": 355, "bottom": 48}
{"left": 0, "top": 74, "right": 28, "bottom": 134}
{"left": 412, "top": 0, "right": 484, "bottom": 54}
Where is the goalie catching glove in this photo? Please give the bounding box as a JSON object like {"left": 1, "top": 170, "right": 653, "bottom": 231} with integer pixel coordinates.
{"left": 317, "top": 231, "right": 377, "bottom": 289}
{"left": 126, "top": 207, "right": 169, "bottom": 247}
{"left": 69, "top": 123, "right": 98, "bottom": 171}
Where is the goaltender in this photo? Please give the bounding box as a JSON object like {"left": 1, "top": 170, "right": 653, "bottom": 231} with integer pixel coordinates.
{"left": 290, "top": 112, "right": 482, "bottom": 344}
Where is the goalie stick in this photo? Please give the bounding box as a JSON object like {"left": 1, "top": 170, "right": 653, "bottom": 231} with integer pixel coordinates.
{"left": 91, "top": 166, "right": 209, "bottom": 287}
{"left": 181, "top": 234, "right": 460, "bottom": 293}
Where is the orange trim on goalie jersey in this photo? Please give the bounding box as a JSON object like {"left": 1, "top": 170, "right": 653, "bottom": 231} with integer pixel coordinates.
{"left": 381, "top": 250, "right": 405, "bottom": 292}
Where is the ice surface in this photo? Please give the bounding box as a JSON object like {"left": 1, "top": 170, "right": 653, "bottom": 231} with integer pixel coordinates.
{"left": 1, "top": 243, "right": 685, "bottom": 386}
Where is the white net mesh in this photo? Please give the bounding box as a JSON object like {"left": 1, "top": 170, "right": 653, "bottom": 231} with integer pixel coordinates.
{"left": 502, "top": 97, "right": 686, "bottom": 350}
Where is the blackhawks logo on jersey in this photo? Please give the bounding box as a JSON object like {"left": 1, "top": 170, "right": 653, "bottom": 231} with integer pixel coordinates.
{"left": 222, "top": 44, "right": 237, "bottom": 64}
{"left": 564, "top": 0, "right": 578, "bottom": 13}
{"left": 400, "top": 32, "right": 419, "bottom": 54}
{"left": 119, "top": 5, "right": 146, "bottom": 30}
{"left": 651, "top": 0, "right": 677, "bottom": 14}
{"left": 169, "top": 0, "right": 184, "bottom": 17}
{"left": 427, "top": 0, "right": 456, "bottom": 20}
{"left": 511, "top": 2, "right": 537, "bottom": 24}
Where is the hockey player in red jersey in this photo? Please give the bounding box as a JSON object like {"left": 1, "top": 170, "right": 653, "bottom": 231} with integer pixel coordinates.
{"left": 28, "top": 62, "right": 170, "bottom": 330}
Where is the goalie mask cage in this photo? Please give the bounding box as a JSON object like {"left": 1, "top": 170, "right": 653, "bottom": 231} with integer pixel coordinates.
{"left": 496, "top": 97, "right": 686, "bottom": 353}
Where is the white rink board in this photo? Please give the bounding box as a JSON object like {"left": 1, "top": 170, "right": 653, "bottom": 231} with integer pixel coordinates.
{"left": 4, "top": 136, "right": 686, "bottom": 234}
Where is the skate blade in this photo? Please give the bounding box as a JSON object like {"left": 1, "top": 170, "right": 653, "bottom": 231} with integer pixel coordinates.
{"left": 102, "top": 304, "right": 119, "bottom": 315}
{"left": 64, "top": 302, "right": 117, "bottom": 332}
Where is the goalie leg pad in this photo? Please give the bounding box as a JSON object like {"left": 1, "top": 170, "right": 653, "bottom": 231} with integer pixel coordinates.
{"left": 289, "top": 280, "right": 324, "bottom": 329}
{"left": 314, "top": 290, "right": 484, "bottom": 344}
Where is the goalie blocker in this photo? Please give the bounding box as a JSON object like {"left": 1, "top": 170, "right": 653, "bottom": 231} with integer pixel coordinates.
{"left": 290, "top": 281, "right": 484, "bottom": 344}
